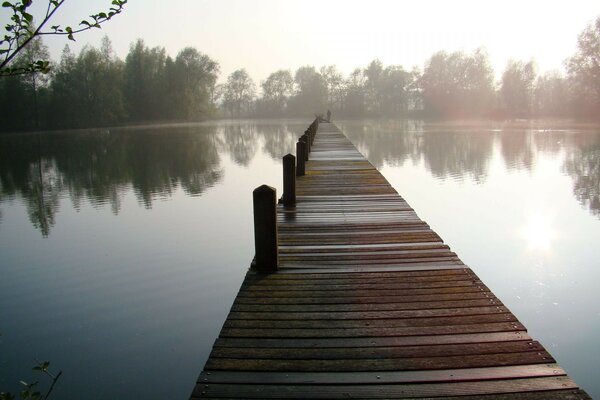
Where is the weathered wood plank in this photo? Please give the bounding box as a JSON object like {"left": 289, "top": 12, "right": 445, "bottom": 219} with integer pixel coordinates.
{"left": 219, "top": 322, "right": 526, "bottom": 338}
{"left": 197, "top": 364, "right": 566, "bottom": 384}
{"left": 192, "top": 377, "right": 578, "bottom": 398}
{"left": 213, "top": 331, "right": 531, "bottom": 348}
{"left": 209, "top": 341, "right": 545, "bottom": 360}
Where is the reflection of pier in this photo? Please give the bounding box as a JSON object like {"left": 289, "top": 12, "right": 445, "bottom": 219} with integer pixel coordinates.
{"left": 190, "top": 121, "right": 589, "bottom": 399}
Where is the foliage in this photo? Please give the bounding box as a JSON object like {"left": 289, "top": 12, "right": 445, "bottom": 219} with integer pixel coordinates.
{"left": 0, "top": 360, "right": 62, "bottom": 400}
{"left": 2, "top": 14, "right": 600, "bottom": 131}
{"left": 420, "top": 49, "right": 495, "bottom": 118}
{"left": 48, "top": 37, "right": 125, "bottom": 127}
{"left": 259, "top": 69, "right": 293, "bottom": 115}
{"left": 500, "top": 60, "right": 536, "bottom": 118}
{"left": 566, "top": 16, "right": 600, "bottom": 117}
{"left": 289, "top": 65, "right": 327, "bottom": 116}
{"left": 168, "top": 47, "right": 219, "bottom": 119}
{"left": 222, "top": 68, "right": 255, "bottom": 117}
{"left": 534, "top": 71, "right": 568, "bottom": 117}
{"left": 1, "top": 0, "right": 127, "bottom": 76}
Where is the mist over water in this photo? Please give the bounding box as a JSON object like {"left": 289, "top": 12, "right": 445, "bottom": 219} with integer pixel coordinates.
{"left": 1, "top": 119, "right": 599, "bottom": 398}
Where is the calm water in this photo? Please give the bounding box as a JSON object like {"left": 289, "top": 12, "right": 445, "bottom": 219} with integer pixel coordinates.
{"left": 1, "top": 119, "right": 599, "bottom": 398}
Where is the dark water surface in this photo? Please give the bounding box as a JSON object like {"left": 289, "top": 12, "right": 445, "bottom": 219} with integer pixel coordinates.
{"left": 1, "top": 119, "right": 599, "bottom": 398}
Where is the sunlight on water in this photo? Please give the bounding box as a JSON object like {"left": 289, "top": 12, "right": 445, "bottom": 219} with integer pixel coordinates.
{"left": 520, "top": 212, "right": 557, "bottom": 251}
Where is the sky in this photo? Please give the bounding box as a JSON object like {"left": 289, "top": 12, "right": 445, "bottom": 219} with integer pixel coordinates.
{"left": 8, "top": 0, "right": 600, "bottom": 85}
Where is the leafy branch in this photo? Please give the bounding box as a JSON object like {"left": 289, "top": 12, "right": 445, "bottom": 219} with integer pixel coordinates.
{"left": 0, "top": 0, "right": 127, "bottom": 76}
{"left": 0, "top": 360, "right": 62, "bottom": 400}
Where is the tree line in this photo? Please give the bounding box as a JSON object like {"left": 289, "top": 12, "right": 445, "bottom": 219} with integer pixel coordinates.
{"left": 1, "top": 16, "right": 600, "bottom": 132}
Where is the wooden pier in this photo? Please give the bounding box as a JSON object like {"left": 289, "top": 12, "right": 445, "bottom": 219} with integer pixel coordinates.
{"left": 190, "top": 121, "right": 589, "bottom": 399}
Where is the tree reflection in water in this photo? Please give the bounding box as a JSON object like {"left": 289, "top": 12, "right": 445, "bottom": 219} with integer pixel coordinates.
{"left": 2, "top": 120, "right": 600, "bottom": 237}
{"left": 0, "top": 125, "right": 224, "bottom": 236}
{"left": 341, "top": 119, "right": 600, "bottom": 218}
{"left": 563, "top": 137, "right": 600, "bottom": 217}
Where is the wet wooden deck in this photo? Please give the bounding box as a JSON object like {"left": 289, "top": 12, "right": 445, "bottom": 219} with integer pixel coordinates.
{"left": 190, "top": 122, "right": 589, "bottom": 399}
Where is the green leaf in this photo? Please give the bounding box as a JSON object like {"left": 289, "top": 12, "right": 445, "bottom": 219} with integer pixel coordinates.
{"left": 22, "top": 12, "right": 32, "bottom": 23}
{"left": 2, "top": 2, "right": 12, "bottom": 7}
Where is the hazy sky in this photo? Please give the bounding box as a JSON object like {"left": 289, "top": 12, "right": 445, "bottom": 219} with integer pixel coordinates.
{"left": 13, "top": 0, "right": 600, "bottom": 84}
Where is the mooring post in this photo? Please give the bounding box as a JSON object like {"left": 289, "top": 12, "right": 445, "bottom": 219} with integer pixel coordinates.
{"left": 282, "top": 154, "right": 296, "bottom": 206}
{"left": 252, "top": 185, "right": 278, "bottom": 273}
{"left": 300, "top": 136, "right": 309, "bottom": 161}
{"left": 296, "top": 140, "right": 306, "bottom": 176}
{"left": 303, "top": 133, "right": 310, "bottom": 154}
{"left": 305, "top": 129, "right": 313, "bottom": 145}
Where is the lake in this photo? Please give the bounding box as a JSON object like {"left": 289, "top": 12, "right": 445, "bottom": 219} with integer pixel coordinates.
{"left": 1, "top": 119, "right": 599, "bottom": 399}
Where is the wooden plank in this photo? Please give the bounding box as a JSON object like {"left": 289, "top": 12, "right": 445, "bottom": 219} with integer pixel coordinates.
{"left": 209, "top": 341, "right": 546, "bottom": 360}
{"left": 223, "top": 313, "right": 517, "bottom": 329}
{"left": 197, "top": 363, "right": 566, "bottom": 384}
{"left": 219, "top": 322, "right": 527, "bottom": 338}
{"left": 192, "top": 377, "right": 578, "bottom": 398}
{"left": 213, "top": 331, "right": 531, "bottom": 348}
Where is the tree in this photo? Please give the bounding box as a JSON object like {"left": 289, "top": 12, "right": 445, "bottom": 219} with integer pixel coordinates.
{"left": 165, "top": 47, "right": 219, "bottom": 120}
{"left": 123, "top": 39, "right": 168, "bottom": 121}
{"left": 260, "top": 69, "right": 293, "bottom": 115}
{"left": 223, "top": 69, "right": 255, "bottom": 117}
{"left": 320, "top": 65, "right": 345, "bottom": 113}
{"left": 14, "top": 32, "right": 50, "bottom": 127}
{"left": 344, "top": 67, "right": 366, "bottom": 116}
{"left": 379, "top": 65, "right": 412, "bottom": 116}
{"left": 500, "top": 60, "right": 536, "bottom": 118}
{"left": 47, "top": 37, "right": 126, "bottom": 127}
{"left": 363, "top": 59, "right": 384, "bottom": 114}
{"left": 420, "top": 49, "right": 495, "bottom": 118}
{"left": 534, "top": 71, "right": 568, "bottom": 117}
{"left": 1, "top": 0, "right": 127, "bottom": 76}
{"left": 289, "top": 65, "right": 326, "bottom": 116}
{"left": 566, "top": 16, "right": 600, "bottom": 117}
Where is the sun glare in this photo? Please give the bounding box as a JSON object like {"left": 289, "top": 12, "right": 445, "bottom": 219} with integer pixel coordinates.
{"left": 520, "top": 213, "right": 557, "bottom": 251}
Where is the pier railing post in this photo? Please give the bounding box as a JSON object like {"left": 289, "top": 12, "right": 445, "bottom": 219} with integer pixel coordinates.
{"left": 296, "top": 140, "right": 306, "bottom": 176}
{"left": 300, "top": 136, "right": 309, "bottom": 161}
{"left": 252, "top": 185, "right": 278, "bottom": 273}
{"left": 282, "top": 154, "right": 296, "bottom": 206}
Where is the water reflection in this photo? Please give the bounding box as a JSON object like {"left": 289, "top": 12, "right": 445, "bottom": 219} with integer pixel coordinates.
{"left": 2, "top": 120, "right": 600, "bottom": 237}
{"left": 340, "top": 120, "right": 600, "bottom": 219}
{"left": 216, "top": 123, "right": 258, "bottom": 166}
{"left": 0, "top": 125, "right": 224, "bottom": 236}
{"left": 214, "top": 121, "right": 299, "bottom": 165}
{"left": 0, "top": 120, "right": 305, "bottom": 237}
{"left": 499, "top": 131, "right": 534, "bottom": 171}
{"left": 563, "top": 137, "right": 600, "bottom": 217}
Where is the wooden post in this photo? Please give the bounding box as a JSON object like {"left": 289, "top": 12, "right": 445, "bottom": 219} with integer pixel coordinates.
{"left": 282, "top": 154, "right": 296, "bottom": 206}
{"left": 305, "top": 129, "right": 312, "bottom": 145}
{"left": 252, "top": 185, "right": 278, "bottom": 273}
{"left": 300, "top": 136, "right": 309, "bottom": 161}
{"left": 296, "top": 140, "right": 306, "bottom": 176}
{"left": 303, "top": 133, "right": 310, "bottom": 154}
